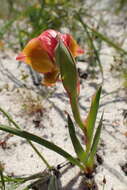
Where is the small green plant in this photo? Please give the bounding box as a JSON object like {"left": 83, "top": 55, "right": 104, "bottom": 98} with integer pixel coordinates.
{"left": 0, "top": 29, "right": 103, "bottom": 189}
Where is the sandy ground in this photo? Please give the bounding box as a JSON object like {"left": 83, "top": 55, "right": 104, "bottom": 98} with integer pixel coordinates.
{"left": 0, "top": 1, "right": 127, "bottom": 190}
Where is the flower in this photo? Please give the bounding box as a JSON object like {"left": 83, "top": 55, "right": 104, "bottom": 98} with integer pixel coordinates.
{"left": 16, "top": 29, "right": 84, "bottom": 86}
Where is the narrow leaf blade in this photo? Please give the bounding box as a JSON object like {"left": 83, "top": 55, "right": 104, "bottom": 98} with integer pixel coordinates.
{"left": 87, "top": 112, "right": 103, "bottom": 168}
{"left": 48, "top": 175, "right": 59, "bottom": 190}
{"left": 67, "top": 115, "right": 86, "bottom": 163}
{"left": 0, "top": 125, "right": 84, "bottom": 169}
{"left": 85, "top": 86, "right": 102, "bottom": 149}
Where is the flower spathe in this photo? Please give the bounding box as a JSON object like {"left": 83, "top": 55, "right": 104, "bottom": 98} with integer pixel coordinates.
{"left": 16, "top": 29, "right": 84, "bottom": 86}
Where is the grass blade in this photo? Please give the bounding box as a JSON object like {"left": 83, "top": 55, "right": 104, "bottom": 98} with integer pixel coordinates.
{"left": 86, "top": 112, "right": 103, "bottom": 169}
{"left": 76, "top": 13, "right": 127, "bottom": 55}
{"left": 85, "top": 86, "right": 102, "bottom": 151}
{"left": 67, "top": 115, "right": 86, "bottom": 163}
{"left": 0, "top": 125, "right": 84, "bottom": 170}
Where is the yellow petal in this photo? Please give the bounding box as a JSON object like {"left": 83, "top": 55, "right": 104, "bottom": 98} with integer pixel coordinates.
{"left": 43, "top": 69, "right": 59, "bottom": 86}
{"left": 69, "top": 36, "right": 84, "bottom": 57}
{"left": 22, "top": 38, "right": 54, "bottom": 73}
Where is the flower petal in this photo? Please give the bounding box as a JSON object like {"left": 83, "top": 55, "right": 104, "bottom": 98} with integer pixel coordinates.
{"left": 20, "top": 38, "right": 54, "bottom": 73}
{"left": 38, "top": 29, "right": 84, "bottom": 58}
{"left": 60, "top": 34, "right": 84, "bottom": 57}
{"left": 16, "top": 29, "right": 84, "bottom": 86}
{"left": 38, "top": 29, "right": 58, "bottom": 59}
{"left": 43, "top": 69, "right": 59, "bottom": 86}
{"left": 16, "top": 52, "right": 26, "bottom": 61}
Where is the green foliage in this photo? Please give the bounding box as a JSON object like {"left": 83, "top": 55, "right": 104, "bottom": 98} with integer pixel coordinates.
{"left": 115, "top": 0, "right": 127, "bottom": 12}
{"left": 48, "top": 175, "right": 59, "bottom": 190}
{"left": 56, "top": 38, "right": 78, "bottom": 97}
{"left": 67, "top": 115, "right": 86, "bottom": 163}
{"left": 66, "top": 87, "right": 103, "bottom": 173}
{"left": 86, "top": 113, "right": 103, "bottom": 171}
{"left": 0, "top": 124, "right": 83, "bottom": 169}
{"left": 0, "top": 167, "right": 59, "bottom": 190}
{"left": 0, "top": 0, "right": 80, "bottom": 49}
{"left": 85, "top": 86, "right": 102, "bottom": 152}
{"left": 55, "top": 39, "right": 85, "bottom": 130}
{"left": 55, "top": 40, "right": 103, "bottom": 173}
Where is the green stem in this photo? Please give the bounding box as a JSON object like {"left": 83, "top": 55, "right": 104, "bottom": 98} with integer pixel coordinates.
{"left": 0, "top": 124, "right": 84, "bottom": 170}
{"left": 28, "top": 141, "right": 51, "bottom": 169}
{"left": 0, "top": 107, "right": 19, "bottom": 129}
{"left": 70, "top": 96, "right": 87, "bottom": 141}
{"left": 70, "top": 96, "right": 84, "bottom": 130}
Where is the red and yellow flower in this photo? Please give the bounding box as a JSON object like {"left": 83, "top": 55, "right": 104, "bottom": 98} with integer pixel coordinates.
{"left": 16, "top": 29, "right": 84, "bottom": 86}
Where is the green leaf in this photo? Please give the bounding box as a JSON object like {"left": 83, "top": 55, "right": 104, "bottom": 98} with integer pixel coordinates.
{"left": 90, "top": 27, "right": 127, "bottom": 55}
{"left": 85, "top": 86, "right": 102, "bottom": 151}
{"left": 48, "top": 175, "right": 59, "bottom": 190}
{"left": 55, "top": 38, "right": 85, "bottom": 131}
{"left": 55, "top": 37, "right": 78, "bottom": 97}
{"left": 0, "top": 170, "right": 5, "bottom": 190}
{"left": 86, "top": 112, "right": 103, "bottom": 169}
{"left": 0, "top": 125, "right": 84, "bottom": 170}
{"left": 67, "top": 115, "right": 86, "bottom": 163}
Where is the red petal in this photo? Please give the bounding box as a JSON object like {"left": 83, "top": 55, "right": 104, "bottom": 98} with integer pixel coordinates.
{"left": 60, "top": 34, "right": 71, "bottom": 47}
{"left": 16, "top": 53, "right": 26, "bottom": 61}
{"left": 76, "top": 47, "right": 84, "bottom": 54}
{"left": 60, "top": 33, "right": 84, "bottom": 56}
{"left": 38, "top": 29, "right": 59, "bottom": 58}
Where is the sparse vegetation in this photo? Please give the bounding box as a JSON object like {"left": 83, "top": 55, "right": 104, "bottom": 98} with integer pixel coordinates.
{"left": 0, "top": 0, "right": 127, "bottom": 189}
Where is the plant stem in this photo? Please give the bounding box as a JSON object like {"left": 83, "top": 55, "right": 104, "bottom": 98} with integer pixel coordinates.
{"left": 29, "top": 141, "right": 51, "bottom": 169}
{"left": 70, "top": 96, "right": 85, "bottom": 130}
